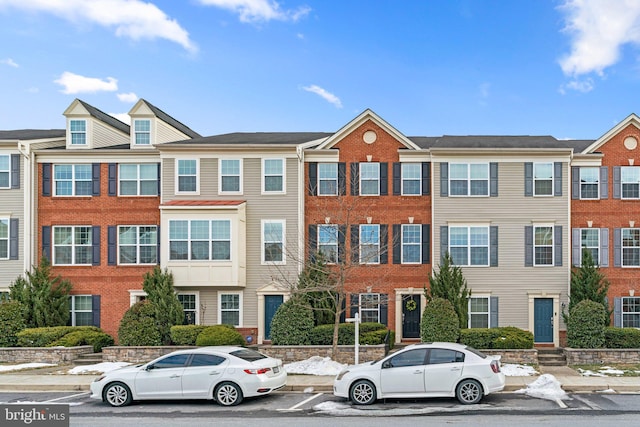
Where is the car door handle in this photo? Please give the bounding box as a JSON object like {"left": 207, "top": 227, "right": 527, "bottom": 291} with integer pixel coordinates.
{"left": 209, "top": 371, "right": 220, "bottom": 375}
{"left": 413, "top": 370, "right": 424, "bottom": 374}
{"left": 170, "top": 374, "right": 181, "bottom": 378}
{"left": 450, "top": 367, "right": 461, "bottom": 371}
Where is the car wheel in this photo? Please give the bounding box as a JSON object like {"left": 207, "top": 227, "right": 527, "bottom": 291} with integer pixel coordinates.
{"left": 214, "top": 382, "right": 243, "bottom": 406}
{"left": 349, "top": 379, "right": 376, "bottom": 405}
{"left": 456, "top": 379, "right": 483, "bottom": 404}
{"left": 103, "top": 382, "right": 133, "bottom": 407}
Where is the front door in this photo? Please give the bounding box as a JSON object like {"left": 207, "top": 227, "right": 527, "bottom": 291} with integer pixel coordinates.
{"left": 402, "top": 294, "right": 421, "bottom": 338}
{"left": 265, "top": 295, "right": 283, "bottom": 340}
{"left": 534, "top": 298, "right": 554, "bottom": 343}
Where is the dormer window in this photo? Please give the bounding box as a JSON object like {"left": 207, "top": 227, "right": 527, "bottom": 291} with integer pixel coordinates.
{"left": 134, "top": 119, "right": 151, "bottom": 145}
{"left": 70, "top": 120, "right": 87, "bottom": 145}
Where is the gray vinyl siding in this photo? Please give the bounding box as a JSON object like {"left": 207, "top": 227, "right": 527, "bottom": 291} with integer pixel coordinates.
{"left": 433, "top": 160, "right": 569, "bottom": 330}
{"left": 0, "top": 152, "right": 24, "bottom": 288}
{"left": 92, "top": 120, "right": 128, "bottom": 148}
{"left": 156, "top": 120, "right": 191, "bottom": 144}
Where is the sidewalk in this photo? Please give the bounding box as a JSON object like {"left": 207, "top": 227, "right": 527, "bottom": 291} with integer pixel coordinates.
{"left": 0, "top": 365, "right": 638, "bottom": 394}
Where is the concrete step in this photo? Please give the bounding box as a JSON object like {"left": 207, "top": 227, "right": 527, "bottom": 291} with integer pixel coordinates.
{"left": 537, "top": 348, "right": 567, "bottom": 366}
{"left": 74, "top": 353, "right": 103, "bottom": 365}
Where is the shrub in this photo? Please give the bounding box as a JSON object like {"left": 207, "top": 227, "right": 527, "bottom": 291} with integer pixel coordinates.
{"left": 118, "top": 300, "right": 162, "bottom": 346}
{"left": 308, "top": 323, "right": 390, "bottom": 345}
{"left": 360, "top": 329, "right": 394, "bottom": 345}
{"left": 170, "top": 325, "right": 209, "bottom": 345}
{"left": 0, "top": 301, "right": 26, "bottom": 347}
{"left": 605, "top": 327, "right": 640, "bottom": 348}
{"left": 459, "top": 328, "right": 496, "bottom": 349}
{"left": 459, "top": 327, "right": 533, "bottom": 349}
{"left": 17, "top": 326, "right": 82, "bottom": 347}
{"left": 195, "top": 325, "right": 245, "bottom": 346}
{"left": 270, "top": 298, "right": 315, "bottom": 345}
{"left": 420, "top": 297, "right": 459, "bottom": 343}
{"left": 51, "top": 330, "right": 114, "bottom": 352}
{"left": 567, "top": 299, "right": 607, "bottom": 348}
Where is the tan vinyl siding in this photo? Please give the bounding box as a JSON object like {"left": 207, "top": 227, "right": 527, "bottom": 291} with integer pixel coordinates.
{"left": 0, "top": 153, "right": 24, "bottom": 288}
{"left": 93, "top": 121, "right": 128, "bottom": 148}
{"left": 156, "top": 120, "right": 190, "bottom": 144}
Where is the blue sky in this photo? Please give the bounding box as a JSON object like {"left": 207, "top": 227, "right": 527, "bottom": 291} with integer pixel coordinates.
{"left": 1, "top": 0, "right": 640, "bottom": 140}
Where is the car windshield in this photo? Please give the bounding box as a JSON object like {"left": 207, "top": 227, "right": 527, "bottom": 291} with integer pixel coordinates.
{"left": 464, "top": 346, "right": 488, "bottom": 359}
{"left": 229, "top": 349, "right": 268, "bottom": 362}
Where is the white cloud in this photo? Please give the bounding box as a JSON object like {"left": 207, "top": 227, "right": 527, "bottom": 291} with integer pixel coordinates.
{"left": 1, "top": 58, "right": 18, "bottom": 67}
{"left": 54, "top": 71, "right": 118, "bottom": 94}
{"left": 197, "top": 0, "right": 310, "bottom": 23}
{"left": 117, "top": 92, "right": 138, "bottom": 103}
{"left": 0, "top": 0, "right": 197, "bottom": 52}
{"left": 559, "top": 78, "right": 594, "bottom": 94}
{"left": 302, "top": 84, "right": 342, "bottom": 108}
{"left": 108, "top": 112, "right": 130, "bottom": 124}
{"left": 558, "top": 0, "right": 640, "bottom": 77}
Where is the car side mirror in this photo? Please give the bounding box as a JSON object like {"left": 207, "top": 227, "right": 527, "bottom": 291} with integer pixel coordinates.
{"left": 145, "top": 364, "right": 155, "bottom": 371}
{"left": 382, "top": 360, "right": 391, "bottom": 369}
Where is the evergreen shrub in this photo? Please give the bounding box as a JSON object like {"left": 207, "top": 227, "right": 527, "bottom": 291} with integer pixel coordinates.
{"left": 0, "top": 301, "right": 26, "bottom": 347}
{"left": 420, "top": 297, "right": 459, "bottom": 343}
{"left": 270, "top": 298, "right": 314, "bottom": 345}
{"left": 567, "top": 300, "right": 607, "bottom": 348}
{"left": 195, "top": 325, "right": 245, "bottom": 346}
{"left": 118, "top": 301, "right": 162, "bottom": 346}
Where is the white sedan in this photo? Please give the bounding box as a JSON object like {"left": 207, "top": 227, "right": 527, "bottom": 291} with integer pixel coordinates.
{"left": 90, "top": 346, "right": 286, "bottom": 407}
{"left": 334, "top": 342, "right": 505, "bottom": 405}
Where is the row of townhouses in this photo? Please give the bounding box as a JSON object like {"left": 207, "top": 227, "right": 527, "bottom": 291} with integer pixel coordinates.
{"left": 1, "top": 99, "right": 640, "bottom": 347}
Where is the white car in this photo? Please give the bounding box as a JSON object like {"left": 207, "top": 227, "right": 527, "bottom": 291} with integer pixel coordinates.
{"left": 333, "top": 342, "right": 505, "bottom": 405}
{"left": 90, "top": 346, "right": 286, "bottom": 407}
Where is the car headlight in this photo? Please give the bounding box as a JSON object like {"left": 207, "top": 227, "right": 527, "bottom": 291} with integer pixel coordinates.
{"left": 336, "top": 370, "right": 349, "bottom": 381}
{"left": 93, "top": 375, "right": 106, "bottom": 383}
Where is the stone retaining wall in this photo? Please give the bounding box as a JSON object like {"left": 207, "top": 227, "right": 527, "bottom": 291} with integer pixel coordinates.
{"left": 101, "top": 346, "right": 195, "bottom": 363}
{"left": 0, "top": 346, "right": 93, "bottom": 364}
{"left": 482, "top": 349, "right": 538, "bottom": 365}
{"left": 258, "top": 345, "right": 387, "bottom": 365}
{"left": 564, "top": 348, "right": 640, "bottom": 365}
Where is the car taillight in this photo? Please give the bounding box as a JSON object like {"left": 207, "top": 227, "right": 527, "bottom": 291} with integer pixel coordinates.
{"left": 244, "top": 367, "right": 271, "bottom": 375}
{"left": 490, "top": 360, "right": 501, "bottom": 374}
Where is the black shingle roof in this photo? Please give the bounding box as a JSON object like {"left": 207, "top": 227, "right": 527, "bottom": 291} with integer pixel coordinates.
{"left": 0, "top": 129, "right": 66, "bottom": 140}
{"left": 165, "top": 132, "right": 332, "bottom": 145}
{"left": 77, "top": 100, "right": 130, "bottom": 134}
{"left": 409, "top": 135, "right": 595, "bottom": 151}
{"left": 141, "top": 99, "right": 201, "bottom": 139}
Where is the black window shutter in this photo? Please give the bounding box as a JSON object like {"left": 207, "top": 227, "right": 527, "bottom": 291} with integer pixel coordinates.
{"left": 490, "top": 162, "right": 498, "bottom": 197}
{"left": 440, "top": 225, "right": 448, "bottom": 262}
{"left": 308, "top": 162, "right": 317, "bottom": 196}
{"left": 613, "top": 166, "right": 621, "bottom": 199}
{"left": 42, "top": 225, "right": 51, "bottom": 261}
{"left": 108, "top": 163, "right": 117, "bottom": 196}
{"left": 554, "top": 225, "right": 563, "bottom": 266}
{"left": 350, "top": 163, "right": 359, "bottom": 195}
{"left": 392, "top": 163, "right": 401, "bottom": 195}
{"left": 614, "top": 297, "right": 622, "bottom": 327}
{"left": 339, "top": 295, "right": 347, "bottom": 323}
{"left": 9, "top": 218, "right": 18, "bottom": 260}
{"left": 614, "top": 228, "right": 621, "bottom": 267}
{"left": 571, "top": 228, "right": 581, "bottom": 266}
{"left": 571, "top": 167, "right": 580, "bottom": 200}
{"left": 600, "top": 228, "right": 609, "bottom": 267}
{"left": 600, "top": 166, "right": 608, "bottom": 199}
{"left": 380, "top": 295, "right": 388, "bottom": 325}
{"left": 308, "top": 224, "right": 317, "bottom": 261}
{"left": 92, "top": 226, "right": 101, "bottom": 266}
{"left": 379, "top": 163, "right": 388, "bottom": 195}
{"left": 422, "top": 162, "right": 431, "bottom": 195}
{"left": 156, "top": 226, "right": 160, "bottom": 265}
{"left": 380, "top": 224, "right": 388, "bottom": 264}
{"left": 42, "top": 163, "right": 51, "bottom": 197}
{"left": 524, "top": 226, "right": 533, "bottom": 266}
{"left": 554, "top": 162, "right": 562, "bottom": 196}
{"left": 350, "top": 294, "right": 358, "bottom": 318}
{"left": 524, "top": 163, "right": 533, "bottom": 197}
{"left": 11, "top": 154, "right": 20, "bottom": 189}
{"left": 338, "top": 163, "right": 347, "bottom": 195}
{"left": 338, "top": 225, "right": 346, "bottom": 263}
{"left": 156, "top": 163, "right": 161, "bottom": 196}
{"left": 92, "top": 163, "right": 101, "bottom": 196}
{"left": 490, "top": 225, "right": 498, "bottom": 267}
{"left": 490, "top": 297, "right": 499, "bottom": 328}
{"left": 92, "top": 295, "right": 101, "bottom": 327}
{"left": 422, "top": 224, "right": 430, "bottom": 264}
{"left": 392, "top": 224, "right": 401, "bottom": 264}
{"left": 351, "top": 224, "right": 359, "bottom": 263}
{"left": 440, "top": 163, "right": 448, "bottom": 197}
{"left": 108, "top": 226, "right": 117, "bottom": 265}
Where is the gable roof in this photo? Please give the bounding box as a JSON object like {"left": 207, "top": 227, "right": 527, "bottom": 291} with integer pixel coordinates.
{"left": 162, "top": 132, "right": 332, "bottom": 146}
{"left": 75, "top": 100, "right": 130, "bottom": 135}
{"left": 581, "top": 113, "right": 640, "bottom": 154}
{"left": 0, "top": 129, "right": 66, "bottom": 140}
{"left": 136, "top": 99, "right": 201, "bottom": 139}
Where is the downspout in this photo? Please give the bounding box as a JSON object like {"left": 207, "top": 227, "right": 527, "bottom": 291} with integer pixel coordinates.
{"left": 17, "top": 141, "right": 32, "bottom": 275}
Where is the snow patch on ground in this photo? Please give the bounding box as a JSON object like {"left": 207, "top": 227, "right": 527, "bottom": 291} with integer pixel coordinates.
{"left": 501, "top": 363, "right": 538, "bottom": 376}
{"left": 514, "top": 373, "right": 569, "bottom": 401}
{"left": 284, "top": 356, "right": 346, "bottom": 376}
{"left": 0, "top": 363, "right": 56, "bottom": 372}
{"left": 67, "top": 362, "right": 130, "bottom": 375}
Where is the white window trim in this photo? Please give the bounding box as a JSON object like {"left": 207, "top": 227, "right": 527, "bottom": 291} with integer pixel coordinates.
{"left": 118, "top": 164, "right": 158, "bottom": 197}
{"left": 262, "top": 158, "right": 286, "bottom": 195}
{"left": 178, "top": 291, "right": 200, "bottom": 325}
{"left": 52, "top": 225, "right": 92, "bottom": 266}
{"left": 218, "top": 158, "right": 243, "bottom": 195}
{"left": 533, "top": 223, "right": 555, "bottom": 267}
{"left": 578, "top": 228, "right": 600, "bottom": 266}
{"left": 360, "top": 163, "right": 380, "bottom": 196}
{"left": 117, "top": 225, "right": 158, "bottom": 265}
{"left": 318, "top": 163, "right": 338, "bottom": 196}
{"left": 317, "top": 224, "right": 338, "bottom": 263}
{"left": 621, "top": 296, "right": 640, "bottom": 328}
{"left": 129, "top": 290, "right": 147, "bottom": 306}
{"left": 533, "top": 162, "right": 554, "bottom": 197}
{"left": 449, "top": 163, "right": 489, "bottom": 197}
{"left": 401, "top": 163, "right": 422, "bottom": 196}
{"left": 359, "top": 293, "right": 381, "bottom": 323}
{"left": 401, "top": 224, "right": 421, "bottom": 264}
{"left": 621, "top": 227, "right": 640, "bottom": 268}
{"left": 218, "top": 291, "right": 243, "bottom": 327}
{"left": 0, "top": 217, "right": 9, "bottom": 260}
{"left": 168, "top": 219, "right": 232, "bottom": 262}
{"left": 448, "top": 225, "right": 490, "bottom": 267}
{"left": 0, "top": 154, "right": 10, "bottom": 189}
{"left": 133, "top": 119, "right": 152, "bottom": 146}
{"left": 69, "top": 295, "right": 93, "bottom": 326}
{"left": 359, "top": 224, "right": 380, "bottom": 264}
{"left": 579, "top": 167, "right": 600, "bottom": 200}
{"left": 261, "top": 219, "right": 286, "bottom": 265}
{"left": 468, "top": 295, "right": 491, "bottom": 328}
{"left": 69, "top": 119, "right": 87, "bottom": 146}
{"left": 175, "top": 158, "right": 199, "bottom": 195}
{"left": 53, "top": 164, "right": 92, "bottom": 197}
{"left": 621, "top": 166, "right": 640, "bottom": 200}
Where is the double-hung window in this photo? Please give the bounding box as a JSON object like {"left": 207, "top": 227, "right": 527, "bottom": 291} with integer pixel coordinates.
{"left": 133, "top": 119, "right": 151, "bottom": 145}
{"left": 450, "top": 163, "right": 488, "bottom": 196}
{"left": 580, "top": 228, "right": 599, "bottom": 265}
{"left": 119, "top": 164, "right": 158, "bottom": 196}
{"left": 262, "top": 220, "right": 284, "bottom": 263}
{"left": 0, "top": 218, "right": 8, "bottom": 259}
{"left": 360, "top": 224, "right": 380, "bottom": 264}
{"left": 263, "top": 159, "right": 284, "bottom": 193}
{"left": 220, "top": 293, "right": 241, "bottom": 326}
{"left": 220, "top": 159, "right": 241, "bottom": 193}
{"left": 401, "top": 163, "right": 421, "bottom": 195}
{"left": 69, "top": 295, "right": 93, "bottom": 326}
{"left": 360, "top": 293, "right": 381, "bottom": 323}
{"left": 54, "top": 164, "right": 92, "bottom": 196}
{"left": 534, "top": 226, "right": 554, "bottom": 266}
{"left": 402, "top": 224, "right": 421, "bottom": 264}
{"left": 70, "top": 120, "right": 86, "bottom": 145}
{"left": 318, "top": 163, "right": 338, "bottom": 195}
{"left": 621, "top": 167, "right": 640, "bottom": 199}
{"left": 53, "top": 226, "right": 92, "bottom": 265}
{"left": 622, "top": 228, "right": 640, "bottom": 267}
{"left": 622, "top": 297, "right": 640, "bottom": 328}
{"left": 0, "top": 155, "right": 9, "bottom": 188}
{"left": 176, "top": 159, "right": 197, "bottom": 193}
{"left": 449, "top": 226, "right": 489, "bottom": 266}
{"left": 360, "top": 163, "right": 380, "bottom": 196}
{"left": 318, "top": 224, "right": 338, "bottom": 263}
{"left": 468, "top": 297, "right": 489, "bottom": 328}
{"left": 534, "top": 163, "right": 553, "bottom": 196}
{"left": 168, "top": 220, "right": 231, "bottom": 261}
{"left": 580, "top": 167, "right": 599, "bottom": 199}
{"left": 178, "top": 293, "right": 197, "bottom": 325}
{"left": 118, "top": 226, "right": 157, "bottom": 264}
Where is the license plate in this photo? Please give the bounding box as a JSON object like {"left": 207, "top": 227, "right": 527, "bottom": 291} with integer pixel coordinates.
{"left": 273, "top": 366, "right": 280, "bottom": 373}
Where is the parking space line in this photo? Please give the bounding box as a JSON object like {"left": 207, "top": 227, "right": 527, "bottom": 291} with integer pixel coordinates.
{"left": 43, "top": 392, "right": 90, "bottom": 403}
{"left": 572, "top": 394, "right": 602, "bottom": 410}
{"left": 278, "top": 392, "right": 324, "bottom": 412}
{"left": 554, "top": 398, "right": 568, "bottom": 409}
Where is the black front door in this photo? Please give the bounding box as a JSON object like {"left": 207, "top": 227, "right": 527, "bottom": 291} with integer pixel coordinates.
{"left": 402, "top": 294, "right": 421, "bottom": 338}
